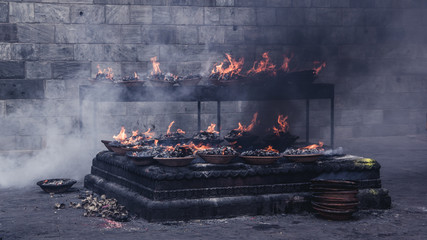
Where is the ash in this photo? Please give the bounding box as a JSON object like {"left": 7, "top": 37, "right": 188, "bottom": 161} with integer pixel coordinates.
{"left": 241, "top": 149, "right": 279, "bottom": 156}
{"left": 283, "top": 148, "right": 324, "bottom": 155}
{"left": 130, "top": 146, "right": 164, "bottom": 157}
{"left": 192, "top": 131, "right": 219, "bottom": 142}
{"left": 156, "top": 145, "right": 193, "bottom": 158}
{"left": 198, "top": 146, "right": 237, "bottom": 155}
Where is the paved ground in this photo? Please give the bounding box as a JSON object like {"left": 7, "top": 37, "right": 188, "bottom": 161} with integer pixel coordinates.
{"left": 1, "top": 135, "right": 427, "bottom": 240}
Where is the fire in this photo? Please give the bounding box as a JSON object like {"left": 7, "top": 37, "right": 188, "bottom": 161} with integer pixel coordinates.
{"left": 183, "top": 142, "right": 212, "bottom": 153}
{"left": 166, "top": 121, "right": 175, "bottom": 135}
{"left": 272, "top": 115, "right": 289, "bottom": 136}
{"left": 154, "top": 139, "right": 158, "bottom": 146}
{"left": 150, "top": 56, "right": 161, "bottom": 75}
{"left": 96, "top": 64, "right": 114, "bottom": 80}
{"left": 264, "top": 145, "right": 279, "bottom": 153}
{"left": 300, "top": 141, "right": 324, "bottom": 150}
{"left": 234, "top": 112, "right": 258, "bottom": 133}
{"left": 113, "top": 126, "right": 127, "bottom": 142}
{"left": 205, "top": 123, "right": 219, "bottom": 134}
{"left": 281, "top": 54, "right": 293, "bottom": 72}
{"left": 143, "top": 128, "right": 155, "bottom": 139}
{"left": 134, "top": 72, "right": 139, "bottom": 79}
{"left": 247, "top": 52, "right": 276, "bottom": 76}
{"left": 313, "top": 61, "right": 326, "bottom": 75}
{"left": 211, "top": 53, "right": 244, "bottom": 78}
{"left": 177, "top": 129, "right": 186, "bottom": 134}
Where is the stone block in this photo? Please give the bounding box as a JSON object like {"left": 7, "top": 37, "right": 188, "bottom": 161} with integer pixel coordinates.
{"left": 256, "top": 8, "right": 276, "bottom": 26}
{"left": 120, "top": 25, "right": 142, "bottom": 44}
{"left": 0, "top": 24, "right": 18, "bottom": 42}
{"left": 316, "top": 8, "right": 342, "bottom": 26}
{"left": 276, "top": 8, "right": 306, "bottom": 26}
{"left": 173, "top": 6, "right": 204, "bottom": 25}
{"left": 91, "top": 62, "right": 121, "bottom": 78}
{"left": 334, "top": 126, "right": 353, "bottom": 140}
{"left": 159, "top": 45, "right": 206, "bottom": 62}
{"left": 362, "top": 110, "right": 383, "bottom": 125}
{"left": 103, "top": 44, "right": 138, "bottom": 62}
{"left": 136, "top": 45, "right": 160, "bottom": 61}
{"left": 26, "top": 61, "right": 52, "bottom": 79}
{"left": 244, "top": 26, "right": 287, "bottom": 45}
{"left": 292, "top": 0, "right": 311, "bottom": 7}
{"left": 15, "top": 135, "right": 43, "bottom": 150}
{"left": 0, "top": 136, "right": 16, "bottom": 151}
{"left": 45, "top": 80, "right": 66, "bottom": 99}
{"left": 141, "top": 25, "right": 177, "bottom": 44}
{"left": 176, "top": 61, "right": 202, "bottom": 75}
{"left": 336, "top": 109, "right": 363, "bottom": 126}
{"left": 349, "top": 0, "right": 375, "bottom": 8}
{"left": 167, "top": 0, "right": 207, "bottom": 6}
{"left": 352, "top": 124, "right": 417, "bottom": 138}
{"left": 0, "top": 80, "right": 44, "bottom": 100}
{"left": 216, "top": 0, "right": 234, "bottom": 7}
{"left": 234, "top": 0, "right": 262, "bottom": 7}
{"left": 199, "top": 26, "right": 225, "bottom": 44}
{"left": 330, "top": 0, "right": 350, "bottom": 7}
{"left": 151, "top": 6, "right": 171, "bottom": 24}
{"left": 59, "top": 0, "right": 94, "bottom": 3}
{"left": 74, "top": 44, "right": 105, "bottom": 61}
{"left": 312, "top": 0, "right": 330, "bottom": 7}
{"left": 130, "top": 5, "right": 152, "bottom": 24}
{"left": 224, "top": 26, "right": 244, "bottom": 44}
{"left": 220, "top": 7, "right": 256, "bottom": 25}
{"left": 176, "top": 26, "right": 198, "bottom": 44}
{"left": 71, "top": 5, "right": 105, "bottom": 24}
{"left": 0, "top": 61, "right": 25, "bottom": 79}
{"left": 0, "top": 44, "right": 11, "bottom": 60}
{"left": 266, "top": 0, "right": 292, "bottom": 7}
{"left": 106, "top": 5, "right": 129, "bottom": 24}
{"left": 342, "top": 9, "right": 365, "bottom": 26}
{"left": 34, "top": 3, "right": 69, "bottom": 23}
{"left": 204, "top": 7, "right": 220, "bottom": 25}
{"left": 55, "top": 24, "right": 121, "bottom": 44}
{"left": 36, "top": 44, "right": 73, "bottom": 61}
{"left": 52, "top": 62, "right": 91, "bottom": 79}
{"left": 17, "top": 24, "right": 54, "bottom": 43}
{"left": 0, "top": 3, "right": 8, "bottom": 23}
{"left": 9, "top": 3, "right": 34, "bottom": 23}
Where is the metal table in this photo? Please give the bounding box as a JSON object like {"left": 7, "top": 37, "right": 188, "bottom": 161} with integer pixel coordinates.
{"left": 79, "top": 83, "right": 335, "bottom": 146}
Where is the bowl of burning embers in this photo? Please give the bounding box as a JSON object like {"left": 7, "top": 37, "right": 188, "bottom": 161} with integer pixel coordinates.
{"left": 282, "top": 143, "right": 325, "bottom": 163}
{"left": 37, "top": 179, "right": 77, "bottom": 193}
{"left": 197, "top": 146, "right": 238, "bottom": 164}
{"left": 153, "top": 145, "right": 196, "bottom": 167}
{"left": 240, "top": 146, "right": 281, "bottom": 165}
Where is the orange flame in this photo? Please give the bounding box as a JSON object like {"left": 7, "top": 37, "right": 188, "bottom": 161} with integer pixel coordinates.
{"left": 313, "top": 61, "right": 326, "bottom": 75}
{"left": 177, "top": 129, "right": 186, "bottom": 135}
{"left": 272, "top": 115, "right": 289, "bottom": 136}
{"left": 154, "top": 139, "right": 158, "bottom": 146}
{"left": 113, "top": 126, "right": 127, "bottom": 142}
{"left": 143, "top": 128, "right": 155, "bottom": 139}
{"left": 150, "top": 56, "right": 161, "bottom": 75}
{"left": 247, "top": 52, "right": 276, "bottom": 76}
{"left": 205, "top": 123, "right": 219, "bottom": 134}
{"left": 97, "top": 64, "right": 114, "bottom": 80}
{"left": 234, "top": 112, "right": 258, "bottom": 133}
{"left": 264, "top": 145, "right": 279, "bottom": 153}
{"left": 300, "top": 141, "right": 324, "bottom": 150}
{"left": 166, "top": 121, "right": 175, "bottom": 135}
{"left": 281, "top": 54, "right": 293, "bottom": 72}
{"left": 211, "top": 53, "right": 244, "bottom": 78}
{"left": 134, "top": 72, "right": 139, "bottom": 79}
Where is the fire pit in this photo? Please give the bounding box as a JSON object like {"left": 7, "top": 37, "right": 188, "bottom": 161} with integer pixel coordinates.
{"left": 37, "top": 179, "right": 77, "bottom": 193}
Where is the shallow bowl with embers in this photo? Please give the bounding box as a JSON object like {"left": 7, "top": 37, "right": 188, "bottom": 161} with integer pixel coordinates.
{"left": 37, "top": 178, "right": 77, "bottom": 193}
{"left": 284, "top": 153, "right": 322, "bottom": 163}
{"left": 198, "top": 154, "right": 237, "bottom": 164}
{"left": 240, "top": 155, "right": 280, "bottom": 165}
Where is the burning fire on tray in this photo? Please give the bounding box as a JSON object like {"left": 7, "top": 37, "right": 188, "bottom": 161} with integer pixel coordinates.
{"left": 284, "top": 141, "right": 325, "bottom": 155}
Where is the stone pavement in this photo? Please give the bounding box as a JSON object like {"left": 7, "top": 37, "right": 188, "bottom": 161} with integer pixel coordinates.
{"left": 1, "top": 135, "right": 427, "bottom": 240}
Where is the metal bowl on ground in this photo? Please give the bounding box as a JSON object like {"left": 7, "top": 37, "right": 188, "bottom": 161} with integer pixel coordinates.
{"left": 126, "top": 152, "right": 155, "bottom": 166}
{"left": 312, "top": 195, "right": 358, "bottom": 203}
{"left": 198, "top": 154, "right": 237, "bottom": 164}
{"left": 101, "top": 140, "right": 113, "bottom": 151}
{"left": 240, "top": 155, "right": 280, "bottom": 165}
{"left": 154, "top": 156, "right": 195, "bottom": 167}
{"left": 284, "top": 153, "right": 322, "bottom": 163}
{"left": 312, "top": 205, "right": 356, "bottom": 221}
{"left": 311, "top": 201, "right": 359, "bottom": 211}
{"left": 37, "top": 179, "right": 77, "bottom": 193}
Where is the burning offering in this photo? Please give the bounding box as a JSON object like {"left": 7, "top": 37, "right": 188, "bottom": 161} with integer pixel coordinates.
{"left": 192, "top": 123, "right": 220, "bottom": 144}
{"left": 283, "top": 142, "right": 325, "bottom": 163}
{"left": 197, "top": 146, "right": 238, "bottom": 164}
{"left": 37, "top": 179, "right": 77, "bottom": 193}
{"left": 94, "top": 65, "right": 115, "bottom": 83}
{"left": 154, "top": 145, "right": 195, "bottom": 167}
{"left": 225, "top": 112, "right": 259, "bottom": 147}
{"left": 240, "top": 146, "right": 280, "bottom": 165}
{"left": 157, "top": 121, "right": 188, "bottom": 145}
{"left": 108, "top": 127, "right": 154, "bottom": 155}
{"left": 126, "top": 146, "right": 163, "bottom": 166}
{"left": 263, "top": 115, "right": 299, "bottom": 151}
{"left": 209, "top": 53, "right": 245, "bottom": 85}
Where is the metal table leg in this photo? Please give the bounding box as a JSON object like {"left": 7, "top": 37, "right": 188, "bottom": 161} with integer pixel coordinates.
{"left": 217, "top": 101, "right": 221, "bottom": 137}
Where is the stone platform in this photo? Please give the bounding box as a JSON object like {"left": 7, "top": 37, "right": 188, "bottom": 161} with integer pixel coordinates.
{"left": 84, "top": 152, "right": 391, "bottom": 222}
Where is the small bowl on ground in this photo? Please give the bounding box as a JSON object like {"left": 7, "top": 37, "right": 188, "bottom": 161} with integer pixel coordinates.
{"left": 154, "top": 156, "right": 195, "bottom": 167}
{"left": 240, "top": 156, "right": 280, "bottom": 165}
{"left": 198, "top": 154, "right": 237, "bottom": 164}
{"left": 37, "top": 179, "right": 77, "bottom": 193}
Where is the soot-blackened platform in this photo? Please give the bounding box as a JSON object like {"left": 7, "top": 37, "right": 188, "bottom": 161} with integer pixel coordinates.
{"left": 84, "top": 152, "right": 391, "bottom": 222}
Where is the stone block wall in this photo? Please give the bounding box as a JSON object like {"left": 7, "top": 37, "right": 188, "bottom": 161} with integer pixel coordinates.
{"left": 1, "top": 0, "right": 427, "bottom": 153}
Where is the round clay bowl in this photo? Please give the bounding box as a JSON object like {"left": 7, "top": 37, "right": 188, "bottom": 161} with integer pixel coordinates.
{"left": 126, "top": 152, "right": 155, "bottom": 166}
{"left": 284, "top": 154, "right": 322, "bottom": 163}
{"left": 240, "top": 156, "right": 280, "bottom": 165}
{"left": 198, "top": 154, "right": 237, "bottom": 164}
{"left": 37, "top": 179, "right": 77, "bottom": 193}
{"left": 154, "top": 156, "right": 195, "bottom": 167}
{"left": 312, "top": 195, "right": 358, "bottom": 203}
{"left": 101, "top": 140, "right": 113, "bottom": 151}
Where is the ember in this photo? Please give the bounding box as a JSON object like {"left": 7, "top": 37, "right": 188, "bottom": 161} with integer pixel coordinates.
{"left": 225, "top": 113, "right": 259, "bottom": 147}
{"left": 241, "top": 146, "right": 280, "bottom": 157}
{"left": 95, "top": 65, "right": 115, "bottom": 82}
{"left": 156, "top": 145, "right": 194, "bottom": 158}
{"left": 283, "top": 142, "right": 325, "bottom": 155}
{"left": 192, "top": 123, "right": 220, "bottom": 143}
{"left": 247, "top": 52, "right": 276, "bottom": 76}
{"left": 263, "top": 115, "right": 298, "bottom": 151}
{"left": 209, "top": 53, "right": 244, "bottom": 84}
{"left": 197, "top": 146, "right": 237, "bottom": 156}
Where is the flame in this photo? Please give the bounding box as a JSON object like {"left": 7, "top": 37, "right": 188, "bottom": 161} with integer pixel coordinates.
{"left": 177, "top": 129, "right": 186, "bottom": 134}
{"left": 113, "top": 126, "right": 127, "bottom": 142}
{"left": 313, "top": 61, "right": 326, "bottom": 75}
{"left": 134, "top": 72, "right": 139, "bottom": 79}
{"left": 211, "top": 53, "right": 244, "bottom": 78}
{"left": 96, "top": 64, "right": 114, "bottom": 80}
{"left": 166, "top": 121, "right": 175, "bottom": 135}
{"left": 143, "top": 128, "right": 155, "bottom": 139}
{"left": 183, "top": 142, "right": 212, "bottom": 154}
{"left": 300, "top": 141, "right": 324, "bottom": 150}
{"left": 264, "top": 145, "right": 279, "bottom": 153}
{"left": 154, "top": 139, "right": 158, "bottom": 146}
{"left": 247, "top": 52, "right": 276, "bottom": 76}
{"left": 150, "top": 56, "right": 161, "bottom": 75}
{"left": 234, "top": 112, "right": 258, "bottom": 133}
{"left": 205, "top": 123, "right": 219, "bottom": 134}
{"left": 281, "top": 54, "right": 293, "bottom": 72}
{"left": 272, "top": 115, "right": 289, "bottom": 136}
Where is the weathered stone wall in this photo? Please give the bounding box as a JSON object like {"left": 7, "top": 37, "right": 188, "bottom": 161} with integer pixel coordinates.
{"left": 1, "top": 0, "right": 427, "bottom": 153}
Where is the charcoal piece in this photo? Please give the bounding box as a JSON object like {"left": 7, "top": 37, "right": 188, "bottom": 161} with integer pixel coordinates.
{"left": 197, "top": 146, "right": 237, "bottom": 156}
{"left": 241, "top": 149, "right": 280, "bottom": 157}
{"left": 283, "top": 148, "right": 324, "bottom": 155}
{"left": 156, "top": 145, "right": 193, "bottom": 158}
